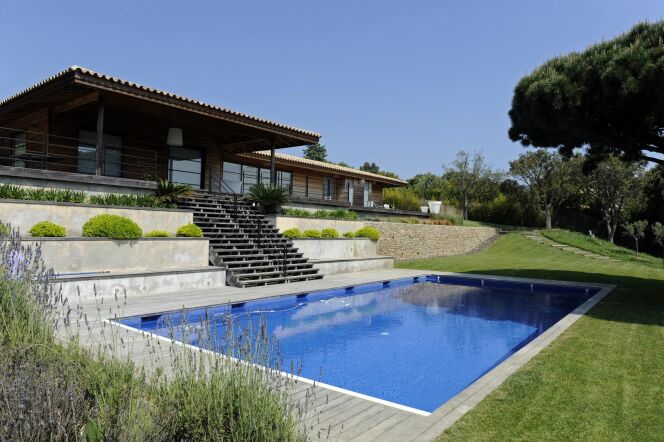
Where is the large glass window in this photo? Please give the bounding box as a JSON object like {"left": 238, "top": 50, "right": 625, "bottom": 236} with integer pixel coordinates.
{"left": 12, "top": 133, "right": 27, "bottom": 168}
{"left": 169, "top": 146, "right": 202, "bottom": 188}
{"left": 323, "top": 177, "right": 334, "bottom": 200}
{"left": 78, "top": 130, "right": 122, "bottom": 177}
{"left": 221, "top": 162, "right": 293, "bottom": 194}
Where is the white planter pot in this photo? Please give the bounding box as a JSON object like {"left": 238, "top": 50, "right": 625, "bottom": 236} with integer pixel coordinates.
{"left": 420, "top": 206, "right": 429, "bottom": 213}
{"left": 428, "top": 201, "right": 442, "bottom": 214}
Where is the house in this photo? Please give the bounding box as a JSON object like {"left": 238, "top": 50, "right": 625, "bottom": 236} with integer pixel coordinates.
{"left": 0, "top": 66, "right": 406, "bottom": 211}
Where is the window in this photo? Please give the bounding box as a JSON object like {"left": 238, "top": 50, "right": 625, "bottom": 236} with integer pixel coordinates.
{"left": 323, "top": 177, "right": 334, "bottom": 200}
{"left": 12, "top": 133, "right": 27, "bottom": 168}
{"left": 277, "top": 170, "right": 292, "bottom": 193}
{"left": 169, "top": 146, "right": 202, "bottom": 188}
{"left": 222, "top": 162, "right": 242, "bottom": 193}
{"left": 242, "top": 165, "right": 258, "bottom": 193}
{"left": 345, "top": 178, "right": 354, "bottom": 204}
{"left": 78, "top": 130, "right": 123, "bottom": 177}
{"left": 363, "top": 181, "right": 373, "bottom": 207}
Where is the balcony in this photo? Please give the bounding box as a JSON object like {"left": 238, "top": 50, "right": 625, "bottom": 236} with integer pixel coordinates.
{"left": 0, "top": 127, "right": 158, "bottom": 183}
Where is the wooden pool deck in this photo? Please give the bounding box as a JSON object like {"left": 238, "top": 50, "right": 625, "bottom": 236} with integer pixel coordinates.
{"left": 63, "top": 269, "right": 614, "bottom": 441}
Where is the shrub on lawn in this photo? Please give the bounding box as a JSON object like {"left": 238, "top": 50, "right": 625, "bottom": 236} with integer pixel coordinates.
{"left": 176, "top": 224, "right": 203, "bottom": 238}
{"left": 354, "top": 226, "right": 381, "bottom": 241}
{"left": 82, "top": 215, "right": 142, "bottom": 240}
{"left": 29, "top": 221, "right": 66, "bottom": 237}
{"left": 144, "top": 230, "right": 171, "bottom": 237}
{"left": 282, "top": 228, "right": 302, "bottom": 239}
{"left": 302, "top": 229, "right": 322, "bottom": 238}
{"left": 321, "top": 228, "right": 339, "bottom": 238}
{"left": 343, "top": 231, "right": 355, "bottom": 238}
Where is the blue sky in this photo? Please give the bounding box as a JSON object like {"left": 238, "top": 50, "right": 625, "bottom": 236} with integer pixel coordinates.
{"left": 1, "top": 1, "right": 663, "bottom": 179}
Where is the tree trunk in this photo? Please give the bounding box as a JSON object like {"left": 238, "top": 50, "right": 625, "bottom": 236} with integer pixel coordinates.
{"left": 463, "top": 196, "right": 469, "bottom": 220}
{"left": 607, "top": 221, "right": 617, "bottom": 244}
{"left": 635, "top": 238, "right": 639, "bottom": 257}
{"left": 544, "top": 204, "right": 552, "bottom": 230}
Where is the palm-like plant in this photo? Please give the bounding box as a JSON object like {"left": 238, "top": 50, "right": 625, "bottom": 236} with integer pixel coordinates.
{"left": 155, "top": 178, "right": 194, "bottom": 206}
{"left": 247, "top": 184, "right": 290, "bottom": 214}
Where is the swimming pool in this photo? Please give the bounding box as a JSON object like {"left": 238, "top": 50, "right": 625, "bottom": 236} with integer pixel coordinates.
{"left": 116, "top": 275, "right": 601, "bottom": 414}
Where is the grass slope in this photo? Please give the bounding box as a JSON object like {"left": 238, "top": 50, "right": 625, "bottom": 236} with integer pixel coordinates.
{"left": 397, "top": 234, "right": 664, "bottom": 440}
{"left": 541, "top": 228, "right": 663, "bottom": 268}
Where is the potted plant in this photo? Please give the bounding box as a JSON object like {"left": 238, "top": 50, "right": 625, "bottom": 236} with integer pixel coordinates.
{"left": 247, "top": 183, "right": 290, "bottom": 214}
{"left": 420, "top": 199, "right": 429, "bottom": 213}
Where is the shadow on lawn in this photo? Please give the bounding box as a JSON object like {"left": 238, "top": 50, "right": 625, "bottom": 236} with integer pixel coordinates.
{"left": 454, "top": 268, "right": 664, "bottom": 327}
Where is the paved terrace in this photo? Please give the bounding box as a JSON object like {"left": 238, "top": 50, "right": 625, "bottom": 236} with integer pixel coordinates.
{"left": 61, "top": 268, "right": 612, "bottom": 441}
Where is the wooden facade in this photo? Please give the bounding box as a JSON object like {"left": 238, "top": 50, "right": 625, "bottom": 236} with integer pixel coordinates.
{"left": 0, "top": 66, "right": 404, "bottom": 208}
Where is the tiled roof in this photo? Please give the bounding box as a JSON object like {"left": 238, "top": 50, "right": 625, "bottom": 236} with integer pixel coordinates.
{"left": 240, "top": 150, "right": 407, "bottom": 186}
{"left": 0, "top": 65, "right": 320, "bottom": 139}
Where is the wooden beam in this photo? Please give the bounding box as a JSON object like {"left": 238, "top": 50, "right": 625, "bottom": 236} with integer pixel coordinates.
{"left": 270, "top": 137, "right": 276, "bottom": 185}
{"left": 52, "top": 91, "right": 100, "bottom": 114}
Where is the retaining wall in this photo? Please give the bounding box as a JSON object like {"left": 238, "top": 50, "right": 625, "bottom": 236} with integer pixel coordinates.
{"left": 365, "top": 222, "right": 498, "bottom": 261}
{"left": 1, "top": 200, "right": 192, "bottom": 236}
{"left": 292, "top": 238, "right": 377, "bottom": 259}
{"left": 22, "top": 237, "right": 209, "bottom": 274}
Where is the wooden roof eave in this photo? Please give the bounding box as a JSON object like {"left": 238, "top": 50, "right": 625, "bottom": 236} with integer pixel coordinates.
{"left": 71, "top": 71, "right": 319, "bottom": 147}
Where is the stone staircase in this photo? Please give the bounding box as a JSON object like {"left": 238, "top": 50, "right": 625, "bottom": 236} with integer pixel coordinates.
{"left": 178, "top": 192, "right": 323, "bottom": 287}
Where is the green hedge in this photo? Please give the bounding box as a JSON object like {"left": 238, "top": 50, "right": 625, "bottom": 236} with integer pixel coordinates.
{"left": 282, "top": 228, "right": 302, "bottom": 239}
{"left": 281, "top": 207, "right": 358, "bottom": 220}
{"left": 321, "top": 228, "right": 339, "bottom": 238}
{"left": 29, "top": 221, "right": 66, "bottom": 237}
{"left": 82, "top": 215, "right": 142, "bottom": 239}
{"left": 176, "top": 224, "right": 203, "bottom": 238}
{"left": 0, "top": 184, "right": 173, "bottom": 208}
{"left": 302, "top": 229, "right": 322, "bottom": 238}
{"left": 354, "top": 226, "right": 381, "bottom": 241}
{"left": 144, "top": 230, "right": 171, "bottom": 238}
{"left": 343, "top": 231, "right": 355, "bottom": 238}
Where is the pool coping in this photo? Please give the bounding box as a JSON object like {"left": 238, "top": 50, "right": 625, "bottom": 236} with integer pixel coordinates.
{"left": 106, "top": 270, "right": 615, "bottom": 432}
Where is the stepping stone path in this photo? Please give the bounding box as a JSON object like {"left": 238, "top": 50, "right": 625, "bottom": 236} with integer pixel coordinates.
{"left": 522, "top": 231, "right": 621, "bottom": 262}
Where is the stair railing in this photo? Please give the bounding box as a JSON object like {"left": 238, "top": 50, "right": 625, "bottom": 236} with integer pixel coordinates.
{"left": 244, "top": 203, "right": 289, "bottom": 280}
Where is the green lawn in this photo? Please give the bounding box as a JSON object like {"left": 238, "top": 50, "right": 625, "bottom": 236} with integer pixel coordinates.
{"left": 541, "top": 228, "right": 663, "bottom": 268}
{"left": 397, "top": 233, "right": 664, "bottom": 440}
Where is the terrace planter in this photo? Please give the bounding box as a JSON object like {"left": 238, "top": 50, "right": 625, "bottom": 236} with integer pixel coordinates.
{"left": 428, "top": 200, "right": 442, "bottom": 214}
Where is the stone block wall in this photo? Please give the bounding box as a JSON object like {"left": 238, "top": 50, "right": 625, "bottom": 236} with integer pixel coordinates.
{"left": 365, "top": 222, "right": 498, "bottom": 261}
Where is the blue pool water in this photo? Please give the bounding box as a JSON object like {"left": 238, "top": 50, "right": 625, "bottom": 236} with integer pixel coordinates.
{"left": 117, "top": 275, "right": 599, "bottom": 413}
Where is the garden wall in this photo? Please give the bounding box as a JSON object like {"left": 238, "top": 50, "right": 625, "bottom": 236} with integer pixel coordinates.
{"left": 292, "top": 238, "right": 378, "bottom": 259}
{"left": 21, "top": 237, "right": 209, "bottom": 274}
{"left": 365, "top": 222, "right": 498, "bottom": 261}
{"left": 0, "top": 200, "right": 192, "bottom": 236}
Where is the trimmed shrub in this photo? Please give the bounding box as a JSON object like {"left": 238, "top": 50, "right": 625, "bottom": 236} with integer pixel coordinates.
{"left": 302, "top": 229, "right": 322, "bottom": 238}
{"left": 355, "top": 226, "right": 381, "bottom": 241}
{"left": 29, "top": 221, "right": 66, "bottom": 237}
{"left": 321, "top": 228, "right": 339, "bottom": 238}
{"left": 176, "top": 224, "right": 203, "bottom": 238}
{"left": 82, "top": 215, "right": 142, "bottom": 239}
{"left": 0, "top": 223, "right": 10, "bottom": 236}
{"left": 144, "top": 230, "right": 171, "bottom": 238}
{"left": 343, "top": 231, "right": 355, "bottom": 238}
{"left": 282, "top": 228, "right": 302, "bottom": 239}
{"left": 88, "top": 193, "right": 165, "bottom": 208}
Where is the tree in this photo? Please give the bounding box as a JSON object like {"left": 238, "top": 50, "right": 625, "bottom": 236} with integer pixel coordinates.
{"left": 303, "top": 143, "right": 327, "bottom": 162}
{"left": 336, "top": 161, "right": 351, "bottom": 168}
{"left": 622, "top": 220, "right": 648, "bottom": 257}
{"left": 409, "top": 173, "right": 447, "bottom": 201}
{"left": 445, "top": 150, "right": 500, "bottom": 220}
{"left": 651, "top": 222, "right": 664, "bottom": 266}
{"left": 509, "top": 21, "right": 664, "bottom": 166}
{"left": 509, "top": 150, "right": 569, "bottom": 229}
{"left": 584, "top": 156, "right": 645, "bottom": 243}
{"left": 359, "top": 162, "right": 380, "bottom": 174}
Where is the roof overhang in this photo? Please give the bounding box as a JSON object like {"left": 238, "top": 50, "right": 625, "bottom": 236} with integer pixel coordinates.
{"left": 0, "top": 66, "right": 320, "bottom": 152}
